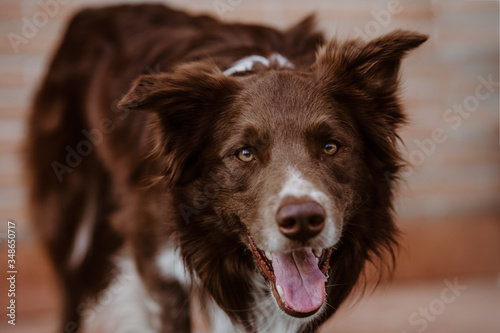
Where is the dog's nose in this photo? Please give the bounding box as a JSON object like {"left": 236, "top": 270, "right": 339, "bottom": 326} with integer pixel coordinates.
{"left": 276, "top": 201, "right": 325, "bottom": 242}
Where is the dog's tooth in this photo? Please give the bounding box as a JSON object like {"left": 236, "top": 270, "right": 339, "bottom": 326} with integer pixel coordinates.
{"left": 276, "top": 285, "right": 285, "bottom": 302}
{"left": 265, "top": 251, "right": 272, "bottom": 261}
{"left": 313, "top": 248, "right": 322, "bottom": 257}
{"left": 315, "top": 257, "right": 319, "bottom": 265}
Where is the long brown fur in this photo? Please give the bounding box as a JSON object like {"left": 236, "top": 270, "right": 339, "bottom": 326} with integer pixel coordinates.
{"left": 26, "top": 4, "right": 427, "bottom": 332}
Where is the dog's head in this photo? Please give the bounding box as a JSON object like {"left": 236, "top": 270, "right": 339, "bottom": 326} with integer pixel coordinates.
{"left": 119, "top": 30, "right": 427, "bottom": 325}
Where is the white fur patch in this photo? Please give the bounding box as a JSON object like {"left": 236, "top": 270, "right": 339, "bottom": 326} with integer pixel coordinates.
{"left": 78, "top": 252, "right": 322, "bottom": 332}
{"left": 203, "top": 273, "right": 311, "bottom": 333}
{"left": 68, "top": 183, "right": 98, "bottom": 270}
{"left": 156, "top": 247, "right": 191, "bottom": 287}
{"left": 280, "top": 168, "right": 338, "bottom": 245}
{"left": 205, "top": 297, "right": 243, "bottom": 333}
{"left": 223, "top": 53, "right": 293, "bottom": 75}
{"left": 259, "top": 168, "right": 339, "bottom": 251}
{"left": 81, "top": 256, "right": 161, "bottom": 333}
{"left": 278, "top": 168, "right": 330, "bottom": 204}
{"left": 250, "top": 275, "right": 311, "bottom": 333}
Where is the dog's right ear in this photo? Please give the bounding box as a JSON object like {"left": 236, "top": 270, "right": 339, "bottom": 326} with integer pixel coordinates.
{"left": 118, "top": 62, "right": 241, "bottom": 186}
{"left": 118, "top": 61, "right": 240, "bottom": 113}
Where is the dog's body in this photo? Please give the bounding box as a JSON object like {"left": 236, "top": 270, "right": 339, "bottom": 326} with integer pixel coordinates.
{"left": 26, "top": 4, "right": 426, "bottom": 333}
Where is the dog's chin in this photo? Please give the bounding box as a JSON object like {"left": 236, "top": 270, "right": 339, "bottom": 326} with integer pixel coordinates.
{"left": 245, "top": 231, "right": 333, "bottom": 318}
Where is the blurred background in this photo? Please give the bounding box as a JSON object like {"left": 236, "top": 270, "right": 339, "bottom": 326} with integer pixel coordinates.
{"left": 0, "top": 0, "right": 499, "bottom": 332}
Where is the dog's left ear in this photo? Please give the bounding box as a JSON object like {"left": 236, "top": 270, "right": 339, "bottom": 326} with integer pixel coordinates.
{"left": 315, "top": 31, "right": 427, "bottom": 176}
{"left": 118, "top": 62, "right": 241, "bottom": 186}
{"left": 315, "top": 30, "right": 428, "bottom": 94}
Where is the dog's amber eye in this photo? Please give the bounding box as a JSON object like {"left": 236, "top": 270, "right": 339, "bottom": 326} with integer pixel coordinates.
{"left": 323, "top": 142, "right": 338, "bottom": 155}
{"left": 237, "top": 148, "right": 255, "bottom": 162}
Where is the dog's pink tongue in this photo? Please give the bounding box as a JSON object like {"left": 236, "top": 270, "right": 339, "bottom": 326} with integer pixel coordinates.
{"left": 272, "top": 249, "right": 327, "bottom": 313}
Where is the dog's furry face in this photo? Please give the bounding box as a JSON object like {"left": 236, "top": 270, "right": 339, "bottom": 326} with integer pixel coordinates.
{"left": 118, "top": 30, "right": 427, "bottom": 326}
{"left": 217, "top": 71, "right": 356, "bottom": 251}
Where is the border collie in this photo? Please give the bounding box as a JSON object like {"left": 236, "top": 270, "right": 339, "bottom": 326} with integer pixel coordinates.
{"left": 26, "top": 4, "right": 427, "bottom": 333}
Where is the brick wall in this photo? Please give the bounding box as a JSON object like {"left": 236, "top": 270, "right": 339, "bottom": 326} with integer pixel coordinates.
{"left": 0, "top": 0, "right": 498, "bottom": 240}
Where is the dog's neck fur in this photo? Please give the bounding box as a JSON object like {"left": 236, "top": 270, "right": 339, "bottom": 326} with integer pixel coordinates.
{"left": 155, "top": 246, "right": 309, "bottom": 332}
{"left": 83, "top": 250, "right": 307, "bottom": 333}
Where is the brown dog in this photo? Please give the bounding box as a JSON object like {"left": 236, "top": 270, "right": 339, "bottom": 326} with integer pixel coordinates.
{"left": 26, "top": 4, "right": 427, "bottom": 332}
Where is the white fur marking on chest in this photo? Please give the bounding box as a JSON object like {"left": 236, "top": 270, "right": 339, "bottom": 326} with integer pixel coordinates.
{"left": 81, "top": 256, "right": 161, "bottom": 333}
{"left": 250, "top": 274, "right": 307, "bottom": 333}
{"left": 156, "top": 247, "right": 191, "bottom": 287}
{"left": 203, "top": 273, "right": 306, "bottom": 333}
{"left": 223, "top": 53, "right": 294, "bottom": 75}
{"left": 205, "top": 297, "right": 243, "bottom": 333}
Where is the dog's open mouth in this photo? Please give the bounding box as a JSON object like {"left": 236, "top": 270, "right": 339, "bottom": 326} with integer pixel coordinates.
{"left": 246, "top": 232, "right": 332, "bottom": 318}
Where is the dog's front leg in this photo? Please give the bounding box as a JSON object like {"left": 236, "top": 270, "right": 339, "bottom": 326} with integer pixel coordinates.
{"left": 155, "top": 279, "right": 191, "bottom": 333}
{"left": 138, "top": 246, "right": 193, "bottom": 333}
